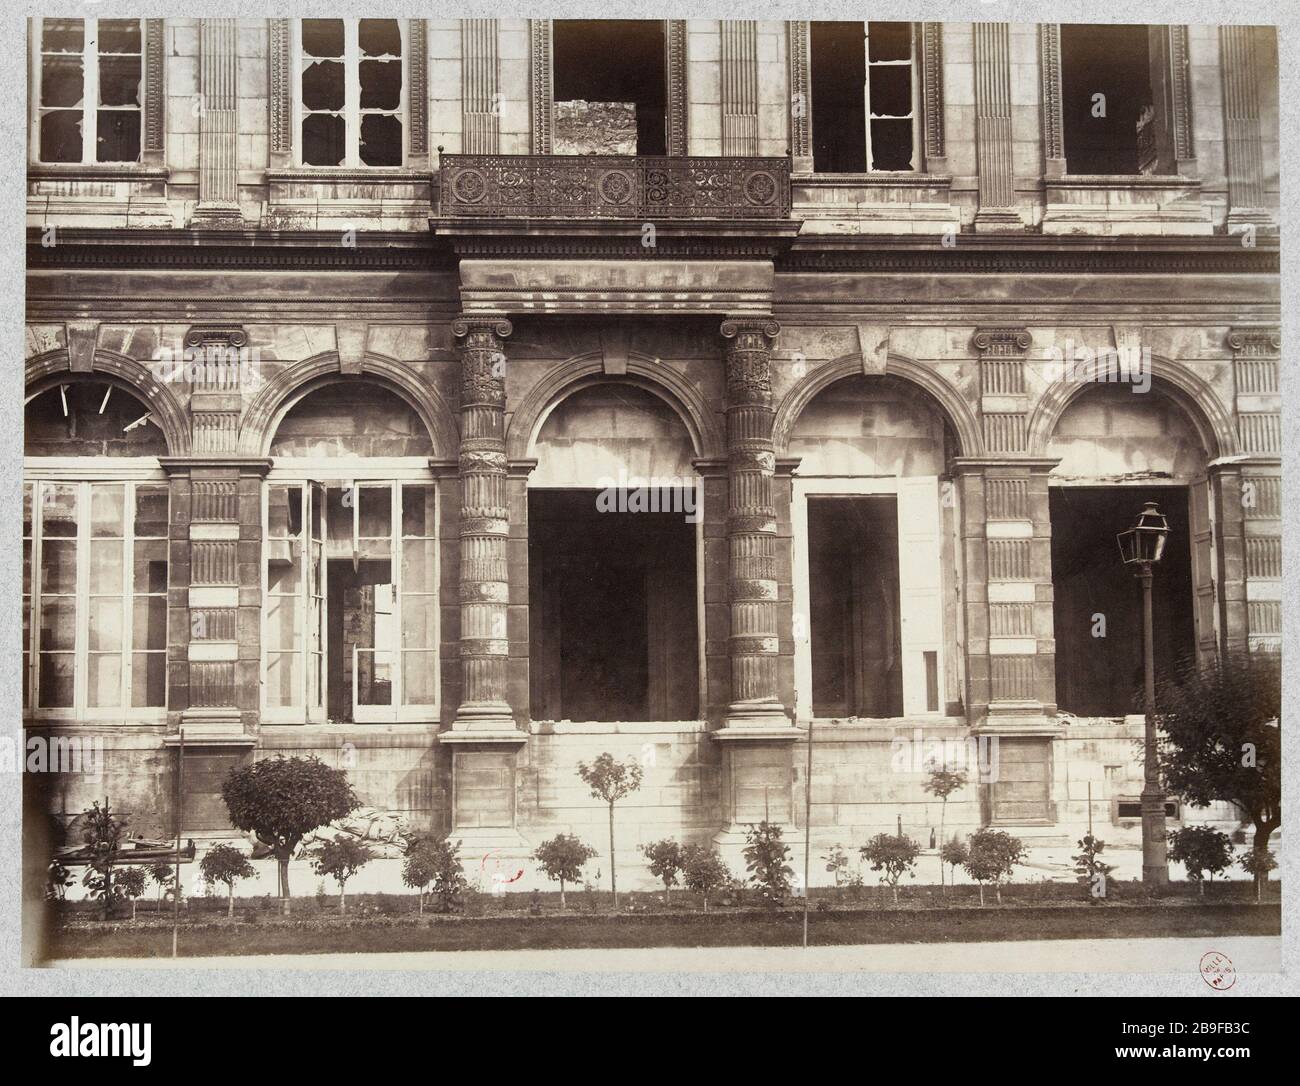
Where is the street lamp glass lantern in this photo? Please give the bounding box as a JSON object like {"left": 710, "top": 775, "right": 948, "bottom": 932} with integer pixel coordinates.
{"left": 1116, "top": 500, "right": 1170, "bottom": 568}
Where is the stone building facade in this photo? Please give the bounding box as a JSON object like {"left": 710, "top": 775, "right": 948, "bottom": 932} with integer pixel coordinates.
{"left": 24, "top": 18, "right": 1279, "bottom": 872}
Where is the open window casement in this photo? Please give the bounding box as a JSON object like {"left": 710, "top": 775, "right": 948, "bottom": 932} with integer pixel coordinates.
{"left": 263, "top": 477, "right": 438, "bottom": 724}
{"left": 1188, "top": 474, "right": 1220, "bottom": 666}
{"left": 896, "top": 476, "right": 944, "bottom": 715}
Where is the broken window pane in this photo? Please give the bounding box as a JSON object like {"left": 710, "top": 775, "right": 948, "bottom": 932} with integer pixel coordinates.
{"left": 133, "top": 485, "right": 169, "bottom": 538}
{"left": 869, "top": 64, "right": 912, "bottom": 118}
{"left": 302, "top": 59, "right": 345, "bottom": 111}
{"left": 810, "top": 21, "right": 867, "bottom": 172}
{"left": 97, "top": 19, "right": 141, "bottom": 54}
{"left": 359, "top": 58, "right": 401, "bottom": 110}
{"left": 42, "top": 18, "right": 84, "bottom": 53}
{"left": 302, "top": 112, "right": 346, "bottom": 166}
{"left": 96, "top": 110, "right": 140, "bottom": 162}
{"left": 302, "top": 19, "right": 345, "bottom": 58}
{"left": 40, "top": 111, "right": 83, "bottom": 163}
{"left": 41, "top": 54, "right": 84, "bottom": 108}
{"left": 868, "top": 21, "right": 912, "bottom": 62}
{"left": 98, "top": 55, "right": 141, "bottom": 107}
{"left": 359, "top": 18, "right": 401, "bottom": 57}
{"left": 870, "top": 119, "right": 914, "bottom": 171}
{"left": 359, "top": 113, "right": 402, "bottom": 166}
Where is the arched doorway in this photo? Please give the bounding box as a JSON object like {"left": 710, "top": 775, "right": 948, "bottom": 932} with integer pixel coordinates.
{"left": 1046, "top": 383, "right": 1210, "bottom": 717}
{"left": 787, "top": 373, "right": 959, "bottom": 722}
{"left": 527, "top": 382, "right": 701, "bottom": 722}
{"left": 263, "top": 381, "right": 439, "bottom": 724}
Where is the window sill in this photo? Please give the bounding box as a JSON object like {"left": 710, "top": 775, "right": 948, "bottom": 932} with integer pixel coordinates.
{"left": 28, "top": 164, "right": 170, "bottom": 182}
{"left": 268, "top": 166, "right": 432, "bottom": 184}
{"left": 794, "top": 171, "right": 949, "bottom": 186}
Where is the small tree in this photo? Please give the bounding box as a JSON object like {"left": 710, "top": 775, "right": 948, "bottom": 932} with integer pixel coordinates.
{"left": 118, "top": 867, "right": 147, "bottom": 920}
{"left": 639, "top": 839, "right": 684, "bottom": 904}
{"left": 939, "top": 835, "right": 968, "bottom": 892}
{"left": 859, "top": 833, "right": 921, "bottom": 906}
{"left": 743, "top": 820, "right": 793, "bottom": 906}
{"left": 405, "top": 834, "right": 468, "bottom": 913}
{"left": 1071, "top": 834, "right": 1116, "bottom": 903}
{"left": 221, "top": 755, "right": 358, "bottom": 915}
{"left": 148, "top": 860, "right": 174, "bottom": 912}
{"left": 922, "top": 761, "right": 967, "bottom": 893}
{"left": 1156, "top": 654, "right": 1280, "bottom": 876}
{"left": 1166, "top": 825, "right": 1234, "bottom": 895}
{"left": 311, "top": 837, "right": 372, "bottom": 914}
{"left": 532, "top": 834, "right": 598, "bottom": 910}
{"left": 962, "top": 828, "right": 1025, "bottom": 905}
{"left": 1238, "top": 847, "right": 1277, "bottom": 903}
{"left": 576, "top": 753, "right": 644, "bottom": 908}
{"left": 200, "top": 844, "right": 258, "bottom": 918}
{"left": 680, "top": 844, "right": 731, "bottom": 912}
{"left": 80, "top": 801, "right": 128, "bottom": 920}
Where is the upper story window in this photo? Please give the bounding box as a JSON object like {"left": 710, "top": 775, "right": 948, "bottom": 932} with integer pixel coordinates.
{"left": 1059, "top": 24, "right": 1170, "bottom": 175}
{"left": 552, "top": 20, "right": 667, "bottom": 155}
{"left": 33, "top": 17, "right": 143, "bottom": 164}
{"left": 810, "top": 21, "right": 917, "bottom": 173}
{"left": 297, "top": 18, "right": 405, "bottom": 167}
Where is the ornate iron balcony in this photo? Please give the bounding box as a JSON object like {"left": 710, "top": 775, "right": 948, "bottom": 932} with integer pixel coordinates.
{"left": 438, "top": 154, "right": 792, "bottom": 220}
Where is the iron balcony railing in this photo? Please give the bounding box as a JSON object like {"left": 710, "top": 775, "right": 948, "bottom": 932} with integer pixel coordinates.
{"left": 437, "top": 154, "right": 792, "bottom": 220}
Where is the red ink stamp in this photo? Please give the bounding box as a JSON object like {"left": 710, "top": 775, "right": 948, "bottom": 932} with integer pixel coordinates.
{"left": 1200, "top": 950, "right": 1236, "bottom": 990}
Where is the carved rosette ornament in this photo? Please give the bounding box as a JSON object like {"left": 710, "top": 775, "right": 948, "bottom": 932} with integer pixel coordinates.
{"left": 721, "top": 318, "right": 787, "bottom": 728}
{"left": 452, "top": 317, "right": 514, "bottom": 730}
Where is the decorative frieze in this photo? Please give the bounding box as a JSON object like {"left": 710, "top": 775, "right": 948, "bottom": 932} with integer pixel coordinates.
{"left": 1038, "top": 24, "right": 1065, "bottom": 177}
{"left": 529, "top": 19, "right": 553, "bottom": 154}
{"left": 268, "top": 18, "right": 292, "bottom": 165}
{"left": 666, "top": 21, "right": 689, "bottom": 156}
{"left": 989, "top": 602, "right": 1034, "bottom": 637}
{"left": 1245, "top": 537, "right": 1282, "bottom": 580}
{"left": 986, "top": 478, "right": 1030, "bottom": 520}
{"left": 143, "top": 19, "right": 166, "bottom": 165}
{"left": 409, "top": 19, "right": 428, "bottom": 161}
{"left": 990, "top": 655, "right": 1037, "bottom": 702}
{"left": 1238, "top": 412, "right": 1281, "bottom": 454}
{"left": 1243, "top": 476, "right": 1281, "bottom": 519}
{"left": 920, "top": 23, "right": 946, "bottom": 169}
{"left": 787, "top": 21, "right": 812, "bottom": 171}
{"left": 983, "top": 413, "right": 1028, "bottom": 454}
{"left": 987, "top": 539, "right": 1033, "bottom": 581}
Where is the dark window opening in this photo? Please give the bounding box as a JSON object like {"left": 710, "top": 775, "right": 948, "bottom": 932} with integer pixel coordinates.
{"left": 24, "top": 382, "right": 167, "bottom": 458}
{"left": 552, "top": 20, "right": 667, "bottom": 155}
{"left": 808, "top": 496, "right": 903, "bottom": 718}
{"left": 326, "top": 560, "right": 395, "bottom": 723}
{"left": 1060, "top": 24, "right": 1163, "bottom": 175}
{"left": 811, "top": 21, "right": 915, "bottom": 172}
{"left": 529, "top": 489, "right": 698, "bottom": 722}
{"left": 1116, "top": 799, "right": 1179, "bottom": 820}
{"left": 1050, "top": 486, "right": 1196, "bottom": 717}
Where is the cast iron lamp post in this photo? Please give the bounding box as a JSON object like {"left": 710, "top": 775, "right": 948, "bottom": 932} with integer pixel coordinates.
{"left": 1117, "top": 500, "right": 1171, "bottom": 887}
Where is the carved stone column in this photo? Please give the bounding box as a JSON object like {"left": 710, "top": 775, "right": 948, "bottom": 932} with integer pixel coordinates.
{"left": 193, "top": 18, "right": 242, "bottom": 227}
{"left": 449, "top": 316, "right": 519, "bottom": 738}
{"left": 720, "top": 317, "right": 791, "bottom": 733}
{"left": 1220, "top": 26, "right": 1273, "bottom": 229}
{"left": 973, "top": 23, "right": 1022, "bottom": 231}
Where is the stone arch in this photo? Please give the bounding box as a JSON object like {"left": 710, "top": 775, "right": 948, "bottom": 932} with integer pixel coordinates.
{"left": 24, "top": 348, "right": 191, "bottom": 456}
{"left": 505, "top": 351, "right": 724, "bottom": 461}
{"left": 238, "top": 352, "right": 458, "bottom": 457}
{"left": 1025, "top": 354, "right": 1237, "bottom": 460}
{"left": 772, "top": 353, "right": 984, "bottom": 458}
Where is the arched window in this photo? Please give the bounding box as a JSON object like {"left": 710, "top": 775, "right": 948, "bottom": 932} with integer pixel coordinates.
{"left": 24, "top": 381, "right": 168, "bottom": 719}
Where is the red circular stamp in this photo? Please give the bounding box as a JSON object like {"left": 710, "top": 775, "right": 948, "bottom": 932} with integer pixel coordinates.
{"left": 1200, "top": 950, "right": 1236, "bottom": 991}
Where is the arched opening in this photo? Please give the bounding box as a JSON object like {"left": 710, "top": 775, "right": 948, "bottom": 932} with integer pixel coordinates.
{"left": 528, "top": 383, "right": 700, "bottom": 722}
{"left": 788, "top": 374, "right": 958, "bottom": 721}
{"left": 23, "top": 380, "right": 169, "bottom": 717}
{"left": 264, "top": 382, "right": 438, "bottom": 724}
{"left": 1047, "top": 383, "right": 1208, "bottom": 717}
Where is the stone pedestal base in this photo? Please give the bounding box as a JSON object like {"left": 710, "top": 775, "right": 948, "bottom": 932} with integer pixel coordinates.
{"left": 973, "top": 207, "right": 1025, "bottom": 233}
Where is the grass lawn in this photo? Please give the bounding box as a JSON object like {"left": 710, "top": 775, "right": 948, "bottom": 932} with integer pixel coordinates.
{"left": 41, "top": 883, "right": 1281, "bottom": 960}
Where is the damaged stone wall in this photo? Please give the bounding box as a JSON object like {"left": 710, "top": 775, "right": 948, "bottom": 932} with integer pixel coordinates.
{"left": 553, "top": 100, "right": 638, "bottom": 155}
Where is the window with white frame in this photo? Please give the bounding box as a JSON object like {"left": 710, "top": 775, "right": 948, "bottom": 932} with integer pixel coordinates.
{"left": 810, "top": 21, "right": 918, "bottom": 173}
{"left": 263, "top": 479, "right": 437, "bottom": 723}
{"left": 23, "top": 479, "right": 168, "bottom": 717}
{"left": 33, "top": 17, "right": 143, "bottom": 165}
{"left": 297, "top": 18, "right": 405, "bottom": 167}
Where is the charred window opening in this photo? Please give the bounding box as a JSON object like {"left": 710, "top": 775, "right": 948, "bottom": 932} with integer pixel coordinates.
{"left": 529, "top": 489, "right": 698, "bottom": 722}
{"left": 300, "top": 18, "right": 403, "bottom": 167}
{"left": 1060, "top": 24, "right": 1164, "bottom": 175}
{"left": 552, "top": 20, "right": 667, "bottom": 155}
{"left": 811, "top": 21, "right": 916, "bottom": 173}
{"left": 37, "top": 17, "right": 142, "bottom": 164}
{"left": 808, "top": 496, "right": 904, "bottom": 718}
{"left": 1050, "top": 486, "right": 1195, "bottom": 717}
{"left": 25, "top": 382, "right": 167, "bottom": 458}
